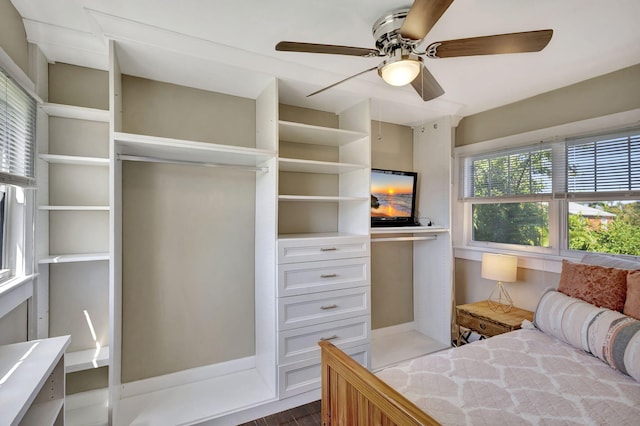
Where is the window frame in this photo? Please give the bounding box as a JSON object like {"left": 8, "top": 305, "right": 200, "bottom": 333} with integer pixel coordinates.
{"left": 453, "top": 110, "right": 640, "bottom": 267}
{"left": 0, "top": 66, "right": 36, "bottom": 288}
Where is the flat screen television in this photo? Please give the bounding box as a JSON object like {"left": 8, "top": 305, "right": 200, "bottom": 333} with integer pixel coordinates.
{"left": 370, "top": 168, "right": 419, "bottom": 227}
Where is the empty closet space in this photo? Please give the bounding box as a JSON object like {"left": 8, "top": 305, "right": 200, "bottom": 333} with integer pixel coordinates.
{"left": 369, "top": 121, "right": 415, "bottom": 332}
{"left": 118, "top": 75, "right": 258, "bottom": 383}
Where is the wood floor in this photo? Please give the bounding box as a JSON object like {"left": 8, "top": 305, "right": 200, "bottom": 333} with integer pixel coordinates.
{"left": 238, "top": 400, "right": 321, "bottom": 426}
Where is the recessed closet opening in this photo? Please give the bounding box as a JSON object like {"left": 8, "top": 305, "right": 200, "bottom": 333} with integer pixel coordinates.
{"left": 121, "top": 160, "right": 256, "bottom": 382}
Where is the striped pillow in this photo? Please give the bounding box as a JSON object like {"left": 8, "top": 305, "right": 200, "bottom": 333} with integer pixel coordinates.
{"left": 534, "top": 288, "right": 606, "bottom": 352}
{"left": 598, "top": 315, "right": 640, "bottom": 382}
{"left": 535, "top": 289, "right": 640, "bottom": 382}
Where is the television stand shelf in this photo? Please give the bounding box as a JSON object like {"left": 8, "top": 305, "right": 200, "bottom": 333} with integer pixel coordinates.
{"left": 370, "top": 225, "right": 448, "bottom": 242}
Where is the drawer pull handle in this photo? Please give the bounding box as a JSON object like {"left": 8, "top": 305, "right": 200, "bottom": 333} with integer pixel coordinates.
{"left": 320, "top": 304, "right": 338, "bottom": 310}
{"left": 479, "top": 323, "right": 487, "bottom": 330}
{"left": 320, "top": 335, "right": 338, "bottom": 341}
{"left": 320, "top": 273, "right": 337, "bottom": 278}
{"left": 320, "top": 247, "right": 337, "bottom": 252}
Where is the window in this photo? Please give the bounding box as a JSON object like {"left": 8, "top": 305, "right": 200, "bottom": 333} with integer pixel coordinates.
{"left": 460, "top": 126, "right": 640, "bottom": 256}
{"left": 0, "top": 67, "right": 36, "bottom": 283}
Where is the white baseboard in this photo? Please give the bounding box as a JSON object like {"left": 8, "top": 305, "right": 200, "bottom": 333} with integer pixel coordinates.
{"left": 119, "top": 355, "right": 255, "bottom": 398}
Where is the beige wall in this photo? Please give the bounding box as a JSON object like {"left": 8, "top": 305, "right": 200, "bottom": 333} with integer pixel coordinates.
{"left": 0, "top": 0, "right": 29, "bottom": 75}
{"left": 456, "top": 64, "right": 640, "bottom": 147}
{"left": 454, "top": 64, "right": 640, "bottom": 311}
{"left": 122, "top": 75, "right": 255, "bottom": 146}
{"left": 0, "top": 302, "right": 28, "bottom": 345}
{"left": 121, "top": 80, "right": 257, "bottom": 382}
{"left": 370, "top": 121, "right": 414, "bottom": 329}
{"left": 455, "top": 259, "right": 559, "bottom": 312}
{"left": 49, "top": 63, "right": 109, "bottom": 110}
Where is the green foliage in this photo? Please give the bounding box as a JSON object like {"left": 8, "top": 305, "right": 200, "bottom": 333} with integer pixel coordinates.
{"left": 473, "top": 203, "right": 549, "bottom": 246}
{"left": 568, "top": 202, "right": 640, "bottom": 256}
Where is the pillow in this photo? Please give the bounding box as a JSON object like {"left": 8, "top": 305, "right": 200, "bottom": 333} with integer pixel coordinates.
{"left": 534, "top": 288, "right": 605, "bottom": 352}
{"left": 581, "top": 253, "right": 640, "bottom": 270}
{"left": 590, "top": 313, "right": 640, "bottom": 382}
{"left": 625, "top": 270, "right": 640, "bottom": 320}
{"left": 557, "top": 260, "right": 628, "bottom": 312}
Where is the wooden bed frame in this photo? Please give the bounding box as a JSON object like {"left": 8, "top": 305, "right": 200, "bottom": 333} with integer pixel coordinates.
{"left": 320, "top": 340, "right": 440, "bottom": 425}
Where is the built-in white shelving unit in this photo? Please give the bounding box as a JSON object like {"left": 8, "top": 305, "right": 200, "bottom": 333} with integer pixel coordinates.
{"left": 37, "top": 94, "right": 112, "bottom": 426}
{"left": 0, "top": 335, "right": 70, "bottom": 426}
{"left": 369, "top": 117, "right": 454, "bottom": 370}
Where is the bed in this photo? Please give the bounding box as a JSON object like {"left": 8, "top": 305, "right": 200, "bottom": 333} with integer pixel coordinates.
{"left": 320, "top": 255, "right": 640, "bottom": 425}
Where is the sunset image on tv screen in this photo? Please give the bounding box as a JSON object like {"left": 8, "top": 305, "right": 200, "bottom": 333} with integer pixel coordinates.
{"left": 371, "top": 172, "right": 414, "bottom": 217}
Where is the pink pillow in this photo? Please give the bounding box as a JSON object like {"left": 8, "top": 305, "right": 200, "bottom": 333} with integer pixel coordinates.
{"left": 624, "top": 270, "right": 640, "bottom": 320}
{"left": 557, "top": 260, "right": 627, "bottom": 312}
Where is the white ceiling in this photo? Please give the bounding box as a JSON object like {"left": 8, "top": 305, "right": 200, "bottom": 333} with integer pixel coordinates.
{"left": 10, "top": 0, "right": 640, "bottom": 126}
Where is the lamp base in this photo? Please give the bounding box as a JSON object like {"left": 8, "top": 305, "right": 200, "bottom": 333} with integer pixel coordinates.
{"left": 487, "top": 281, "right": 513, "bottom": 313}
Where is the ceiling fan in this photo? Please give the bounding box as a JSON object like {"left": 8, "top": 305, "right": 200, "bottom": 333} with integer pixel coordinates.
{"left": 275, "top": 0, "right": 553, "bottom": 101}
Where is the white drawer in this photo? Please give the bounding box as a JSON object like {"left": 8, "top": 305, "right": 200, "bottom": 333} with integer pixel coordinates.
{"left": 278, "top": 344, "right": 370, "bottom": 398}
{"left": 278, "top": 315, "right": 370, "bottom": 364}
{"left": 278, "top": 236, "right": 369, "bottom": 264}
{"left": 278, "top": 287, "right": 370, "bottom": 330}
{"left": 278, "top": 257, "right": 369, "bottom": 297}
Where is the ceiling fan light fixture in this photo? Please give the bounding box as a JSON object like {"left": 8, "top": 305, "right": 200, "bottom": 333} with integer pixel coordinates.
{"left": 378, "top": 53, "right": 421, "bottom": 86}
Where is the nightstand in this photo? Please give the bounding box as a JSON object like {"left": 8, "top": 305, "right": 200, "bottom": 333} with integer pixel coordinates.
{"left": 455, "top": 301, "right": 534, "bottom": 345}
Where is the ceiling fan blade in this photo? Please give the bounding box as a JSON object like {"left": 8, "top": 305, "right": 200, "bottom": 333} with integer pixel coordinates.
{"left": 410, "top": 65, "right": 445, "bottom": 101}
{"left": 426, "top": 29, "right": 553, "bottom": 58}
{"left": 276, "top": 41, "right": 379, "bottom": 57}
{"left": 307, "top": 67, "right": 378, "bottom": 97}
{"left": 400, "top": 0, "right": 454, "bottom": 41}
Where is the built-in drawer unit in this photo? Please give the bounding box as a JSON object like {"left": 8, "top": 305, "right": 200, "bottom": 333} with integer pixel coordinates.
{"left": 278, "top": 257, "right": 369, "bottom": 297}
{"left": 278, "top": 287, "right": 370, "bottom": 330}
{"left": 276, "top": 234, "right": 371, "bottom": 398}
{"left": 278, "top": 343, "right": 370, "bottom": 398}
{"left": 278, "top": 235, "right": 369, "bottom": 264}
{"left": 278, "top": 315, "right": 370, "bottom": 364}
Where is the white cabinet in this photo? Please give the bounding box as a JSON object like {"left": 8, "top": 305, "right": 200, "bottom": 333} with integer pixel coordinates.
{"left": 275, "top": 101, "right": 371, "bottom": 398}
{"left": 0, "top": 336, "right": 70, "bottom": 426}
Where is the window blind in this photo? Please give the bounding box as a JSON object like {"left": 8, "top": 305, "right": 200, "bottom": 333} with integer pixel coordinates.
{"left": 0, "top": 68, "right": 36, "bottom": 187}
{"left": 461, "top": 143, "right": 554, "bottom": 201}
{"left": 461, "top": 127, "right": 640, "bottom": 201}
{"left": 564, "top": 128, "right": 640, "bottom": 198}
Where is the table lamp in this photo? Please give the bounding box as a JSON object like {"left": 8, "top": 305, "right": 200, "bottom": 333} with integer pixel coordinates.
{"left": 481, "top": 253, "right": 518, "bottom": 313}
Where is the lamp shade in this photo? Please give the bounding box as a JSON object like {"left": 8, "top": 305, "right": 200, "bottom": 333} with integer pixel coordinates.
{"left": 481, "top": 253, "right": 517, "bottom": 283}
{"left": 379, "top": 59, "right": 421, "bottom": 86}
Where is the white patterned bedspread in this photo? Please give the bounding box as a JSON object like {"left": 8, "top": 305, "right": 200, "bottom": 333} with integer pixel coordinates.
{"left": 375, "top": 329, "right": 640, "bottom": 425}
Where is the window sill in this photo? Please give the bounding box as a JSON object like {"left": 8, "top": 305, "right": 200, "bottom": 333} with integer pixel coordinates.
{"left": 453, "top": 246, "right": 583, "bottom": 274}
{"left": 0, "top": 274, "right": 37, "bottom": 319}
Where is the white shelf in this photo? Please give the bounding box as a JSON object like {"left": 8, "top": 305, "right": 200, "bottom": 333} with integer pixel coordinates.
{"left": 20, "top": 399, "right": 64, "bottom": 426}
{"left": 41, "top": 103, "right": 110, "bottom": 122}
{"left": 115, "top": 132, "right": 276, "bottom": 167}
{"left": 39, "top": 154, "right": 109, "bottom": 166}
{"left": 370, "top": 225, "right": 449, "bottom": 234}
{"left": 0, "top": 336, "right": 70, "bottom": 426}
{"left": 279, "top": 121, "right": 367, "bottom": 147}
{"left": 39, "top": 206, "right": 110, "bottom": 211}
{"left": 38, "top": 253, "right": 110, "bottom": 264}
{"left": 279, "top": 195, "right": 368, "bottom": 202}
{"left": 65, "top": 346, "right": 110, "bottom": 373}
{"left": 279, "top": 157, "right": 366, "bottom": 174}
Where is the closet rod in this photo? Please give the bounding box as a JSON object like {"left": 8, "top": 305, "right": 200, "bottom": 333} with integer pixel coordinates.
{"left": 371, "top": 235, "right": 438, "bottom": 243}
{"left": 117, "top": 154, "right": 269, "bottom": 172}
